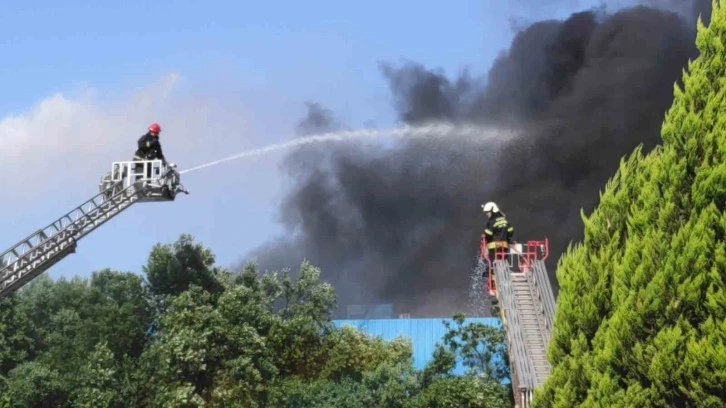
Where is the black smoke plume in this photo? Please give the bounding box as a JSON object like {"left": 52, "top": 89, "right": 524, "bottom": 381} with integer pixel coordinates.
{"left": 246, "top": 2, "right": 712, "bottom": 317}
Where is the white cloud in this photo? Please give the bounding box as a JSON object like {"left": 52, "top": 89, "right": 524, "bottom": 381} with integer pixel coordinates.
{"left": 0, "top": 72, "right": 278, "bottom": 202}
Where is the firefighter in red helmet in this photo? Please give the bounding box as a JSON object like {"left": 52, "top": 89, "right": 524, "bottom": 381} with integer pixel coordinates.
{"left": 133, "top": 122, "right": 167, "bottom": 179}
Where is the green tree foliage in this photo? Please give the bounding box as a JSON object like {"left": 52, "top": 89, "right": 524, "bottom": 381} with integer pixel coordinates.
{"left": 534, "top": 2, "right": 726, "bottom": 406}
{"left": 0, "top": 234, "right": 513, "bottom": 407}
{"left": 436, "top": 312, "right": 509, "bottom": 382}
{"left": 144, "top": 233, "right": 226, "bottom": 298}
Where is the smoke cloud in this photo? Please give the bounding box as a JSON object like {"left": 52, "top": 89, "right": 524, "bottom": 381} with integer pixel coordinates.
{"left": 246, "top": 2, "right": 712, "bottom": 317}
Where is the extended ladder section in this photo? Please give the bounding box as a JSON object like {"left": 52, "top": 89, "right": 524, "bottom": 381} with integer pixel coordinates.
{"left": 482, "top": 238, "right": 556, "bottom": 408}
{"left": 0, "top": 160, "right": 188, "bottom": 299}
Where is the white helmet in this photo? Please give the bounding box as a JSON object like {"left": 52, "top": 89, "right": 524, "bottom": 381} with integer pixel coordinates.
{"left": 482, "top": 202, "right": 499, "bottom": 213}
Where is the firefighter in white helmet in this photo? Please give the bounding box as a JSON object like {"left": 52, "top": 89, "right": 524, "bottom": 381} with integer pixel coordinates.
{"left": 481, "top": 202, "right": 514, "bottom": 278}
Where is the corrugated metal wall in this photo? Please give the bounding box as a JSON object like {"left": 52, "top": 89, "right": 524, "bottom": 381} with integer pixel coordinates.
{"left": 333, "top": 317, "right": 505, "bottom": 376}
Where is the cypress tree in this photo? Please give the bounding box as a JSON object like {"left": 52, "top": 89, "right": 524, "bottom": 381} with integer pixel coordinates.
{"left": 533, "top": 1, "right": 726, "bottom": 406}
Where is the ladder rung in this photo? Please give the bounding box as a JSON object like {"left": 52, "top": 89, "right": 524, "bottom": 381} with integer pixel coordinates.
{"left": 0, "top": 182, "right": 144, "bottom": 298}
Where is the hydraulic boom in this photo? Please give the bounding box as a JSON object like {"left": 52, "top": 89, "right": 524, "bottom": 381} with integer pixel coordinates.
{"left": 0, "top": 160, "right": 188, "bottom": 299}
{"left": 481, "top": 237, "right": 556, "bottom": 408}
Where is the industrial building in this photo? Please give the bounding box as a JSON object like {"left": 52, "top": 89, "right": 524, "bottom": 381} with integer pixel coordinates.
{"left": 333, "top": 315, "right": 505, "bottom": 377}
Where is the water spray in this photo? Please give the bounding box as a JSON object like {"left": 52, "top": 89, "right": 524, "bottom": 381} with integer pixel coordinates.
{"left": 178, "top": 122, "right": 515, "bottom": 175}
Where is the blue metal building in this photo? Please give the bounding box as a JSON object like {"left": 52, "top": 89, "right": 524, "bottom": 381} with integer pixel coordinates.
{"left": 332, "top": 317, "right": 506, "bottom": 377}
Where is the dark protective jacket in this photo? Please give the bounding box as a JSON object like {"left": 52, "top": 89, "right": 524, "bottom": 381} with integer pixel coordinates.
{"left": 134, "top": 132, "right": 165, "bottom": 161}
{"left": 484, "top": 212, "right": 514, "bottom": 249}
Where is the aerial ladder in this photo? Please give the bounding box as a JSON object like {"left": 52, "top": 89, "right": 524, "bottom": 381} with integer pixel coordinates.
{"left": 0, "top": 160, "right": 189, "bottom": 300}
{"left": 481, "top": 237, "right": 556, "bottom": 408}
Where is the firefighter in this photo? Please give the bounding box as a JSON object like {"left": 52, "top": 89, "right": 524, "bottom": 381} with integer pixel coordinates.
{"left": 133, "top": 123, "right": 166, "bottom": 180}
{"left": 481, "top": 201, "right": 514, "bottom": 278}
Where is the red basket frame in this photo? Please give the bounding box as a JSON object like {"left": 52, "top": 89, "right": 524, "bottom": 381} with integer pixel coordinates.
{"left": 480, "top": 236, "right": 549, "bottom": 296}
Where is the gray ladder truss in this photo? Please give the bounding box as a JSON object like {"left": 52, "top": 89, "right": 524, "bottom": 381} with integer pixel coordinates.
{"left": 0, "top": 160, "right": 188, "bottom": 300}
{"left": 493, "top": 258, "right": 556, "bottom": 408}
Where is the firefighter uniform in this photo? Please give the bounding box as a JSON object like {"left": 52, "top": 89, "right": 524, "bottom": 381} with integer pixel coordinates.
{"left": 133, "top": 123, "right": 165, "bottom": 180}
{"left": 481, "top": 202, "right": 514, "bottom": 278}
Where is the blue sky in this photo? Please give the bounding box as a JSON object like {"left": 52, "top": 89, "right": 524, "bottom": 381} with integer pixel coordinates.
{"left": 0, "top": 0, "right": 603, "bottom": 282}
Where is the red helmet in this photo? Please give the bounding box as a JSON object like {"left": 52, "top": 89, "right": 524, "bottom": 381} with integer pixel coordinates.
{"left": 148, "top": 123, "right": 161, "bottom": 133}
